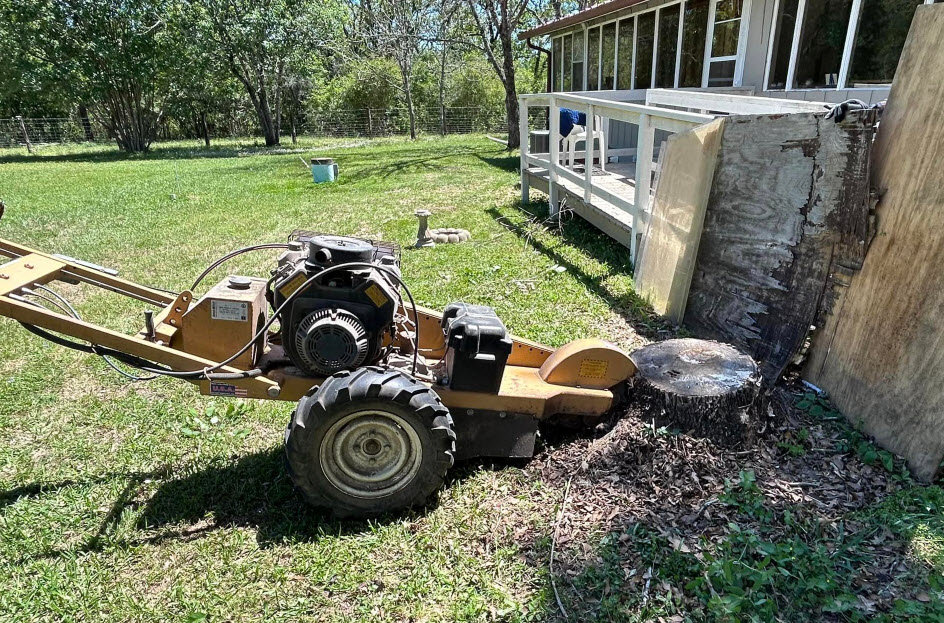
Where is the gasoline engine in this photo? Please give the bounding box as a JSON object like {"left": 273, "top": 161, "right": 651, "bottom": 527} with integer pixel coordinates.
{"left": 270, "top": 234, "right": 401, "bottom": 376}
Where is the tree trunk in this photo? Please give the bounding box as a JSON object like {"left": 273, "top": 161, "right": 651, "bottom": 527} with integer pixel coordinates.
{"left": 629, "top": 338, "right": 767, "bottom": 447}
{"left": 98, "top": 87, "right": 156, "bottom": 152}
{"left": 500, "top": 23, "right": 520, "bottom": 150}
{"left": 439, "top": 44, "right": 448, "bottom": 136}
{"left": 254, "top": 91, "right": 279, "bottom": 146}
{"left": 400, "top": 64, "right": 417, "bottom": 140}
{"left": 201, "top": 111, "right": 210, "bottom": 147}
{"left": 78, "top": 104, "right": 95, "bottom": 142}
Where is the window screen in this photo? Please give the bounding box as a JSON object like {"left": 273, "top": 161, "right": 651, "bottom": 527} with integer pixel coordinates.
{"left": 635, "top": 12, "right": 656, "bottom": 89}
{"left": 767, "top": 0, "right": 799, "bottom": 89}
{"left": 680, "top": 0, "right": 710, "bottom": 87}
{"left": 707, "top": 59, "right": 736, "bottom": 86}
{"left": 602, "top": 23, "right": 616, "bottom": 89}
{"left": 572, "top": 29, "right": 585, "bottom": 90}
{"left": 562, "top": 34, "right": 573, "bottom": 90}
{"left": 793, "top": 0, "right": 853, "bottom": 88}
{"left": 655, "top": 4, "right": 682, "bottom": 87}
{"left": 617, "top": 18, "right": 635, "bottom": 89}
{"left": 552, "top": 37, "right": 562, "bottom": 91}
{"left": 849, "top": 0, "right": 922, "bottom": 85}
{"left": 587, "top": 27, "right": 601, "bottom": 90}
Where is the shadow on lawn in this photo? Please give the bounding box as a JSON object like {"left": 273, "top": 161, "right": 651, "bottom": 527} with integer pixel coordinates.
{"left": 137, "top": 447, "right": 514, "bottom": 547}
{"left": 475, "top": 153, "right": 520, "bottom": 173}
{"left": 0, "top": 137, "right": 493, "bottom": 166}
{"left": 6, "top": 445, "right": 534, "bottom": 564}
{"left": 346, "top": 144, "right": 483, "bottom": 179}
{"left": 486, "top": 201, "right": 669, "bottom": 340}
{"left": 0, "top": 144, "right": 257, "bottom": 165}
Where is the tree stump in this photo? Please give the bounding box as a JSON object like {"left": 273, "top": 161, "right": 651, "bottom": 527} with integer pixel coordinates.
{"left": 630, "top": 338, "right": 764, "bottom": 447}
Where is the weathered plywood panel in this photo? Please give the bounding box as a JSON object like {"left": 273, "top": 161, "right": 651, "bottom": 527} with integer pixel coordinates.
{"left": 635, "top": 118, "right": 724, "bottom": 323}
{"left": 683, "top": 110, "right": 874, "bottom": 382}
{"left": 804, "top": 5, "right": 944, "bottom": 481}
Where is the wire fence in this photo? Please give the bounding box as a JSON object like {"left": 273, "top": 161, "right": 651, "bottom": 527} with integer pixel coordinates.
{"left": 0, "top": 106, "right": 511, "bottom": 149}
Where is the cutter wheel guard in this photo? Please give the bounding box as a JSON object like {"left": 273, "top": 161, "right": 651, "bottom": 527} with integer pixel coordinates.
{"left": 0, "top": 223, "right": 636, "bottom": 517}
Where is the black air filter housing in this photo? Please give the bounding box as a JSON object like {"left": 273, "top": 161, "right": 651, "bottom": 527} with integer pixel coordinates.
{"left": 442, "top": 303, "right": 513, "bottom": 393}
{"left": 306, "top": 235, "right": 376, "bottom": 270}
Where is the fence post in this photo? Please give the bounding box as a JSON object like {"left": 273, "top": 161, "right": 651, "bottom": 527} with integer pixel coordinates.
{"left": 367, "top": 109, "right": 373, "bottom": 138}
{"left": 16, "top": 116, "right": 32, "bottom": 153}
{"left": 519, "top": 97, "right": 529, "bottom": 205}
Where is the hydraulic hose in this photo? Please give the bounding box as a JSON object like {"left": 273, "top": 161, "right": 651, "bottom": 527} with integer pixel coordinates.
{"left": 189, "top": 243, "right": 291, "bottom": 292}
{"left": 21, "top": 255, "right": 420, "bottom": 381}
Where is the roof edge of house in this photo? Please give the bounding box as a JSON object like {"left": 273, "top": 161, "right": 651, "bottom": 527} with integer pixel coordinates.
{"left": 518, "top": 0, "right": 648, "bottom": 40}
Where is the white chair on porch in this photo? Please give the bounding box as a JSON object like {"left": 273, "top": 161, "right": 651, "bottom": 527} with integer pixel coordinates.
{"left": 563, "top": 115, "right": 607, "bottom": 173}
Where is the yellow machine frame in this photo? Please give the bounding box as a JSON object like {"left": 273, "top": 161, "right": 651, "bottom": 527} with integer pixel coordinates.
{"left": 0, "top": 238, "right": 636, "bottom": 421}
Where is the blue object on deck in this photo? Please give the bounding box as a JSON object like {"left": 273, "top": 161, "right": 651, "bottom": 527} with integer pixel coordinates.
{"left": 559, "top": 108, "right": 587, "bottom": 138}
{"left": 311, "top": 158, "right": 339, "bottom": 183}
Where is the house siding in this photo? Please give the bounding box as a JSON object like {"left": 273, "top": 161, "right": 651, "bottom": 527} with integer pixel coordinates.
{"left": 541, "top": 0, "right": 901, "bottom": 104}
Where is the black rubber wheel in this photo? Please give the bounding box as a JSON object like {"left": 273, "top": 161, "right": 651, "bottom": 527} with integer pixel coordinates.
{"left": 285, "top": 366, "right": 456, "bottom": 517}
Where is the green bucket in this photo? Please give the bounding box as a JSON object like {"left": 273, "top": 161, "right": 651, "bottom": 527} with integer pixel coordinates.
{"left": 311, "top": 158, "right": 339, "bottom": 183}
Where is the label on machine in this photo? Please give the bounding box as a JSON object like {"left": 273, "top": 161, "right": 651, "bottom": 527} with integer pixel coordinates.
{"left": 578, "top": 359, "right": 609, "bottom": 379}
{"left": 364, "top": 283, "right": 389, "bottom": 307}
{"left": 210, "top": 383, "right": 248, "bottom": 397}
{"left": 211, "top": 300, "right": 249, "bottom": 322}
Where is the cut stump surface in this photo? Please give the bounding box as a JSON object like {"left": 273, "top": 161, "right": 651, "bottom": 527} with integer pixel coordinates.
{"left": 630, "top": 338, "right": 764, "bottom": 446}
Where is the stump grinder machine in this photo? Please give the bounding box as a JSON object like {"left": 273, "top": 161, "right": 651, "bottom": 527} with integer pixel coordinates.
{"left": 0, "top": 224, "right": 636, "bottom": 516}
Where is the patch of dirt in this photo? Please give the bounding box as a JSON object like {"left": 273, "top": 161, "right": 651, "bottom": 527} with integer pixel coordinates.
{"left": 523, "top": 383, "right": 923, "bottom": 618}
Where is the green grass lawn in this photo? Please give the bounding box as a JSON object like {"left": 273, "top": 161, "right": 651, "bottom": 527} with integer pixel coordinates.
{"left": 0, "top": 135, "right": 941, "bottom": 622}
{"left": 0, "top": 135, "right": 647, "bottom": 623}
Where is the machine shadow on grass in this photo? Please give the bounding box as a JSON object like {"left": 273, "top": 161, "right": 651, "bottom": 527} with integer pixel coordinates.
{"left": 486, "top": 200, "right": 669, "bottom": 341}
{"left": 6, "top": 447, "right": 521, "bottom": 564}
{"left": 137, "top": 446, "right": 514, "bottom": 549}
{"left": 139, "top": 446, "right": 373, "bottom": 547}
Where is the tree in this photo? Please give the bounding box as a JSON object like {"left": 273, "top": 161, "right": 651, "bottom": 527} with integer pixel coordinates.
{"left": 434, "top": 0, "right": 462, "bottom": 135}
{"left": 0, "top": 0, "right": 174, "bottom": 152}
{"left": 464, "top": 0, "right": 531, "bottom": 149}
{"left": 187, "top": 0, "right": 343, "bottom": 146}
{"left": 353, "top": 0, "right": 438, "bottom": 140}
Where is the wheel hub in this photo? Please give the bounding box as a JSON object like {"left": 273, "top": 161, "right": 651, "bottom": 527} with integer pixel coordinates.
{"left": 320, "top": 410, "right": 423, "bottom": 499}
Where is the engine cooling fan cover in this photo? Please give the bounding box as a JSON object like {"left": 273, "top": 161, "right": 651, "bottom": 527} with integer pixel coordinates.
{"left": 295, "top": 308, "right": 369, "bottom": 375}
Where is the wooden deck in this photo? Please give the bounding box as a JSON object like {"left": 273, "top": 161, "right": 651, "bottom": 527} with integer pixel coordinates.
{"left": 524, "top": 160, "right": 640, "bottom": 249}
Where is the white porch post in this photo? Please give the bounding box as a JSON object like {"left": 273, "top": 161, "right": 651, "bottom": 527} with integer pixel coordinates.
{"left": 519, "top": 96, "right": 530, "bottom": 205}
{"left": 632, "top": 113, "right": 654, "bottom": 261}
{"left": 549, "top": 96, "right": 560, "bottom": 216}
{"left": 584, "top": 103, "right": 594, "bottom": 203}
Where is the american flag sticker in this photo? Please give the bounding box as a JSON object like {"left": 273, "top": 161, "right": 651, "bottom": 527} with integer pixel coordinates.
{"left": 210, "top": 383, "right": 248, "bottom": 397}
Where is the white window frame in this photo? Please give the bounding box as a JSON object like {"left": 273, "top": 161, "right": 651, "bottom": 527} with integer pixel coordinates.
{"left": 702, "top": 0, "right": 753, "bottom": 88}
{"left": 548, "top": 0, "right": 754, "bottom": 93}
{"left": 764, "top": 0, "right": 935, "bottom": 91}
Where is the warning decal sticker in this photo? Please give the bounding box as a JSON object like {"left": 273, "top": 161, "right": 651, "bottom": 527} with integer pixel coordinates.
{"left": 578, "top": 359, "right": 609, "bottom": 379}
{"left": 211, "top": 300, "right": 249, "bottom": 322}
{"left": 364, "top": 283, "right": 389, "bottom": 307}
{"left": 278, "top": 272, "right": 308, "bottom": 298}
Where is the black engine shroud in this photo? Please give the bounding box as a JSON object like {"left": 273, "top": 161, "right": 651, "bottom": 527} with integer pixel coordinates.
{"left": 271, "top": 234, "right": 400, "bottom": 376}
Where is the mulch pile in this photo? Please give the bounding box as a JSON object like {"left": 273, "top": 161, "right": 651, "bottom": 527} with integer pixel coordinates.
{"left": 525, "top": 385, "right": 925, "bottom": 616}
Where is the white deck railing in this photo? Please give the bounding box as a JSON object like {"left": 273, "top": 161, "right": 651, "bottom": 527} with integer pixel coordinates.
{"left": 518, "top": 89, "right": 834, "bottom": 259}
{"left": 519, "top": 92, "right": 714, "bottom": 259}
{"left": 644, "top": 88, "right": 830, "bottom": 114}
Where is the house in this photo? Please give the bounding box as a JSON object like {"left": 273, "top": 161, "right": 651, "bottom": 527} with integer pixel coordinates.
{"left": 517, "top": 0, "right": 934, "bottom": 255}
